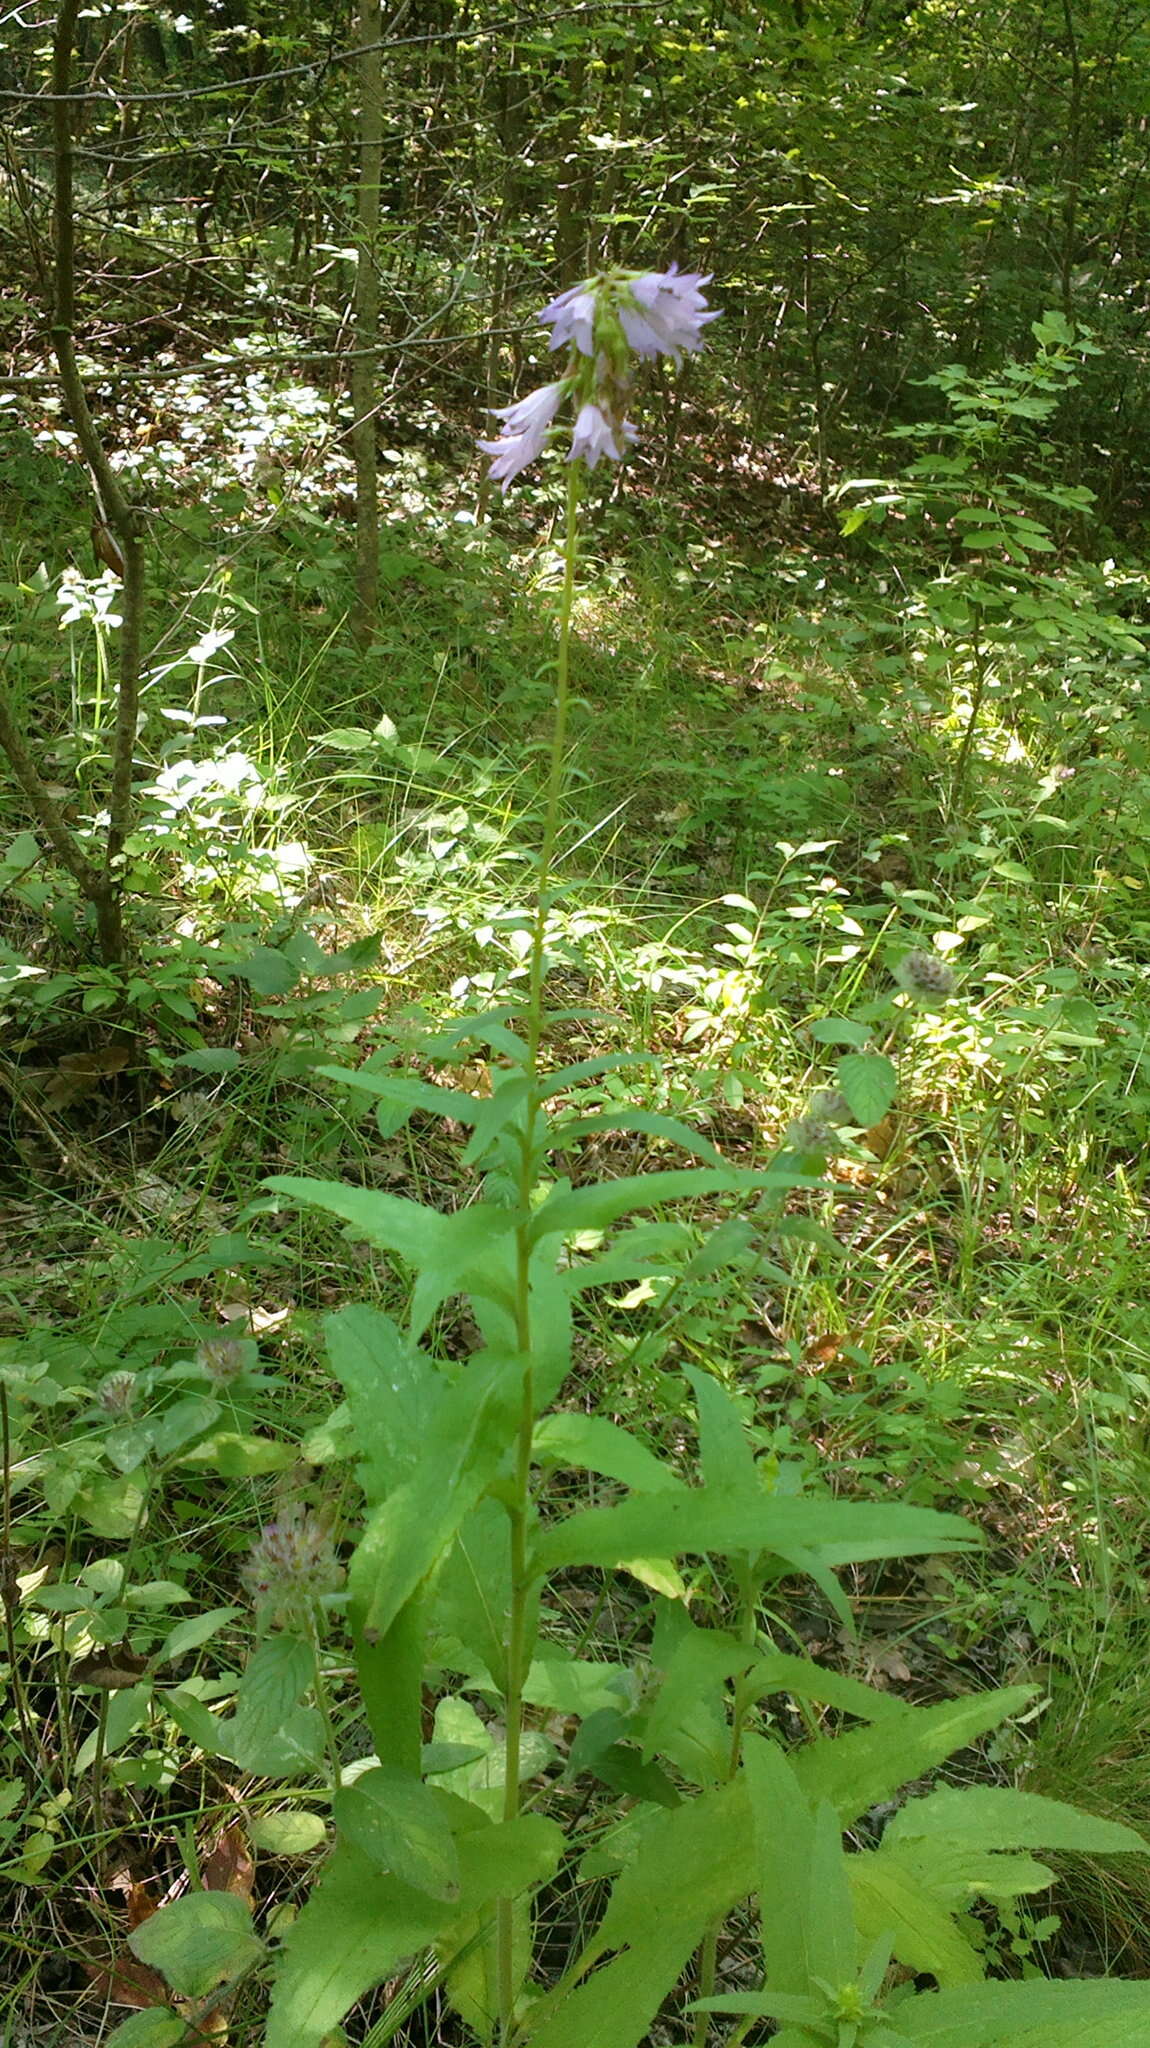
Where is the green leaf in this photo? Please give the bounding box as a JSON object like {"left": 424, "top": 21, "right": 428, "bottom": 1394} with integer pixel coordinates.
{"left": 531, "top": 1413, "right": 684, "bottom": 1494}
{"left": 524, "top": 1781, "right": 752, "bottom": 2048}
{"left": 226, "top": 946, "right": 297, "bottom": 996}
{"left": 225, "top": 1635, "right": 324, "bottom": 1778}
{"left": 349, "top": 1350, "right": 522, "bottom": 1643}
{"left": 887, "top": 1784, "right": 1150, "bottom": 1858}
{"left": 891, "top": 1978, "right": 1150, "bottom": 2045}
{"left": 249, "top": 1809, "right": 328, "bottom": 1855}
{"left": 103, "top": 2013, "right": 188, "bottom": 2048}
{"left": 333, "top": 1767, "right": 462, "bottom": 1901}
{"left": 683, "top": 1365, "right": 758, "bottom": 1492}
{"left": 128, "top": 1891, "right": 263, "bottom": 1999}
{"left": 836, "top": 1052, "right": 897, "bottom": 1125}
{"left": 850, "top": 1846, "right": 984, "bottom": 1986}
{"left": 808, "top": 1016, "right": 871, "bottom": 1047}
{"left": 744, "top": 1736, "right": 815, "bottom": 1996}
{"left": 528, "top": 1167, "right": 811, "bottom": 1245}
{"left": 556, "top": 1108, "right": 725, "bottom": 1165}
{"left": 265, "top": 1841, "right": 450, "bottom": 2048}
{"left": 159, "top": 1605, "right": 241, "bottom": 1663}
{"left": 742, "top": 1650, "right": 905, "bottom": 1723}
{"left": 177, "top": 1431, "right": 295, "bottom": 1476}
{"left": 265, "top": 1177, "right": 516, "bottom": 1336}
{"left": 324, "top": 1304, "right": 445, "bottom": 1499}
{"left": 793, "top": 1689, "right": 1034, "bottom": 1825}
{"left": 533, "top": 1489, "right": 976, "bottom": 1580}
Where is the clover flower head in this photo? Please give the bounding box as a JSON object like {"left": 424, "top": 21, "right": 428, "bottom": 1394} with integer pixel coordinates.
{"left": 894, "top": 950, "right": 956, "bottom": 1002}
{"left": 784, "top": 1114, "right": 837, "bottom": 1155}
{"left": 196, "top": 1335, "right": 250, "bottom": 1384}
{"left": 808, "top": 1088, "right": 856, "bottom": 1127}
{"left": 98, "top": 1371, "right": 137, "bottom": 1416}
{"left": 242, "top": 1503, "right": 344, "bottom": 1621}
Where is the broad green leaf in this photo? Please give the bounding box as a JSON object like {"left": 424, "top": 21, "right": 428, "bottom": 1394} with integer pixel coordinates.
{"left": 313, "top": 1063, "right": 482, "bottom": 1127}
{"left": 225, "top": 1635, "right": 324, "bottom": 1778}
{"left": 850, "top": 1846, "right": 983, "bottom": 1986}
{"left": 532, "top": 1413, "right": 684, "bottom": 1494}
{"left": 325, "top": 1304, "right": 445, "bottom": 1499}
{"left": 128, "top": 1890, "right": 263, "bottom": 1999}
{"left": 556, "top": 1108, "right": 725, "bottom": 1164}
{"left": 103, "top": 2013, "right": 188, "bottom": 2048}
{"left": 431, "top": 1496, "right": 515, "bottom": 1691}
{"left": 533, "top": 1489, "right": 976, "bottom": 1579}
{"left": 177, "top": 1431, "right": 295, "bottom": 1476}
{"left": 524, "top": 1780, "right": 752, "bottom": 2048}
{"left": 808, "top": 1016, "right": 871, "bottom": 1047}
{"left": 807, "top": 1800, "right": 858, "bottom": 1991}
{"left": 640, "top": 1618, "right": 750, "bottom": 1776}
{"left": 249, "top": 1809, "right": 328, "bottom": 1855}
{"left": 523, "top": 1652, "right": 634, "bottom": 1718}
{"left": 265, "top": 1841, "right": 450, "bottom": 2048}
{"left": 836, "top": 1051, "right": 897, "bottom": 1125}
{"left": 228, "top": 946, "right": 297, "bottom": 996}
{"left": 333, "top": 1767, "right": 461, "bottom": 1901}
{"left": 888, "top": 1783, "right": 1150, "bottom": 1858}
{"left": 744, "top": 1736, "right": 815, "bottom": 1995}
{"left": 348, "top": 1349, "right": 522, "bottom": 1643}
{"left": 793, "top": 1689, "right": 1034, "bottom": 1826}
{"left": 891, "top": 1978, "right": 1150, "bottom": 2045}
{"left": 75, "top": 1684, "right": 151, "bottom": 1773}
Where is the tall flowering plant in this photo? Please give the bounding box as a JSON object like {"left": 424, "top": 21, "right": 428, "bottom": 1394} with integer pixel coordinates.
{"left": 478, "top": 263, "right": 719, "bottom": 488}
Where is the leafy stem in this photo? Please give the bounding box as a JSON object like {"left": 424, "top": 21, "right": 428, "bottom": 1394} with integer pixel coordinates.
{"left": 497, "top": 457, "right": 582, "bottom": 2045}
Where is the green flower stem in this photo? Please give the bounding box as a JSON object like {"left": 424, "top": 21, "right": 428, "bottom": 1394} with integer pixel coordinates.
{"left": 497, "top": 457, "right": 582, "bottom": 2046}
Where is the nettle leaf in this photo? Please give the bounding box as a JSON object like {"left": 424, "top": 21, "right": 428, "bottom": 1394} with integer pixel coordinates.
{"left": 743, "top": 1650, "right": 905, "bottom": 1724}
{"left": 223, "top": 1635, "right": 325, "bottom": 1778}
{"left": 555, "top": 1108, "right": 725, "bottom": 1165}
{"left": 743, "top": 1736, "right": 815, "bottom": 1996}
{"left": 887, "top": 1783, "right": 1150, "bottom": 1859}
{"left": 891, "top": 1978, "right": 1150, "bottom": 2045}
{"left": 836, "top": 1051, "right": 897, "bottom": 1126}
{"left": 333, "top": 1766, "right": 462, "bottom": 1901}
{"left": 128, "top": 1890, "right": 263, "bottom": 1999}
{"left": 684, "top": 1365, "right": 757, "bottom": 1493}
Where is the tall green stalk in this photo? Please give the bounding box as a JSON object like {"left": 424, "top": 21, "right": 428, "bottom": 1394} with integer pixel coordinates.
{"left": 496, "top": 459, "right": 582, "bottom": 2045}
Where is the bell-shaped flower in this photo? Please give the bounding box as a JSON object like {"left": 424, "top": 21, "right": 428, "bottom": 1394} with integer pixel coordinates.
{"left": 477, "top": 378, "right": 567, "bottom": 490}
{"left": 620, "top": 264, "right": 718, "bottom": 363}
{"left": 569, "top": 400, "right": 637, "bottom": 469}
{"left": 538, "top": 284, "right": 598, "bottom": 356}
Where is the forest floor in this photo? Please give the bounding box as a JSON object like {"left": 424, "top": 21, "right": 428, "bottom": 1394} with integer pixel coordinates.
{"left": 5, "top": 346, "right": 1150, "bottom": 2035}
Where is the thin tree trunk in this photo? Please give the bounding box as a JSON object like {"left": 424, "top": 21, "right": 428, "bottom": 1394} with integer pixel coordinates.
{"left": 352, "top": 0, "right": 384, "bottom": 646}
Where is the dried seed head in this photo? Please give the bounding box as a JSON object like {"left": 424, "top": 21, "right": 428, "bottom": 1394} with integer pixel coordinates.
{"left": 894, "top": 950, "right": 956, "bottom": 1001}
{"left": 242, "top": 1505, "right": 344, "bottom": 1620}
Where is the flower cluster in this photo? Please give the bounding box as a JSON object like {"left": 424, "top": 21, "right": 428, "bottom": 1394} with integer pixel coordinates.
{"left": 242, "top": 1504, "right": 344, "bottom": 1623}
{"left": 894, "top": 950, "right": 956, "bottom": 1002}
{"left": 478, "top": 263, "right": 717, "bottom": 491}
